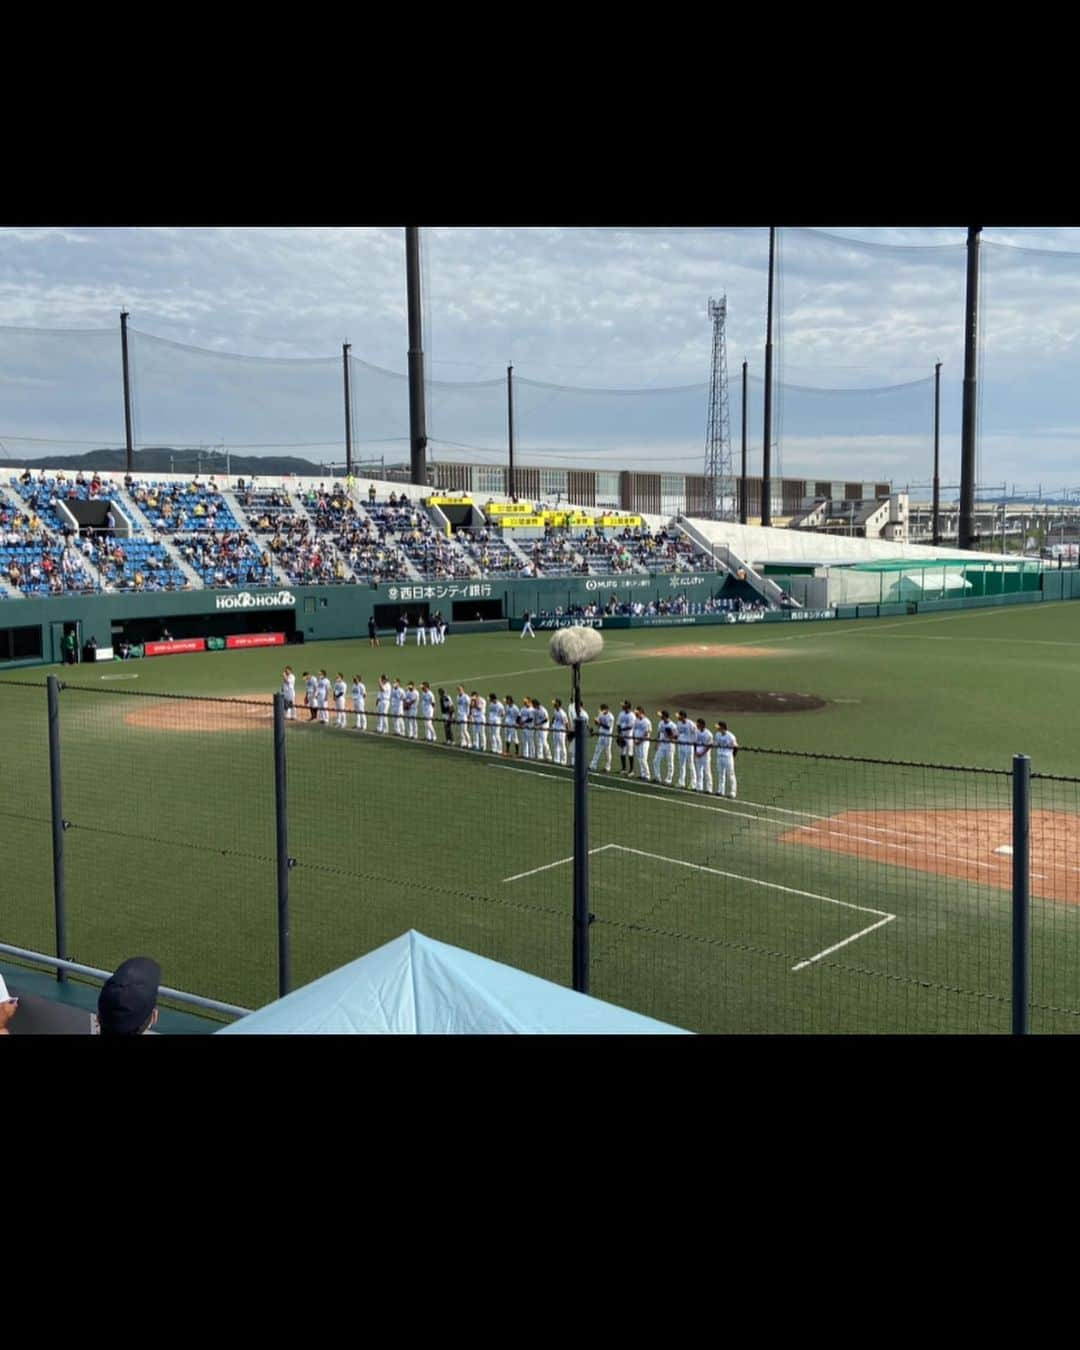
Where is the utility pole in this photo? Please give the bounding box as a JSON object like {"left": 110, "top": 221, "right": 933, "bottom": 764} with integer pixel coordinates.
{"left": 343, "top": 342, "right": 353, "bottom": 477}
{"left": 507, "top": 364, "right": 516, "bottom": 501}
{"left": 120, "top": 311, "right": 135, "bottom": 476}
{"left": 932, "top": 361, "right": 942, "bottom": 546}
{"left": 405, "top": 227, "right": 428, "bottom": 487}
{"left": 761, "top": 228, "right": 776, "bottom": 528}
{"left": 958, "top": 227, "right": 982, "bottom": 550}
{"left": 740, "top": 359, "right": 748, "bottom": 525}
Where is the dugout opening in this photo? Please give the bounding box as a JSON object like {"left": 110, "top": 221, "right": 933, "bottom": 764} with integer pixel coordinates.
{"left": 373, "top": 603, "right": 431, "bottom": 628}
{"left": 451, "top": 599, "right": 503, "bottom": 622}
{"left": 111, "top": 607, "right": 300, "bottom": 645}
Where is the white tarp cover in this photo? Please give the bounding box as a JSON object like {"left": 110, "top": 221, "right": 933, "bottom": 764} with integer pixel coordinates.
{"left": 217, "top": 930, "right": 689, "bottom": 1035}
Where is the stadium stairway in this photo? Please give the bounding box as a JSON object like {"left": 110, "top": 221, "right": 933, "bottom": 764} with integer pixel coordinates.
{"left": 674, "top": 518, "right": 796, "bottom": 607}
{"left": 348, "top": 498, "right": 422, "bottom": 582}
{"left": 116, "top": 491, "right": 204, "bottom": 589}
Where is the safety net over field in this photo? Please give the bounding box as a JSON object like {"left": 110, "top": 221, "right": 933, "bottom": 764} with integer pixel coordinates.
{"left": 1, "top": 678, "right": 1077, "bottom": 1033}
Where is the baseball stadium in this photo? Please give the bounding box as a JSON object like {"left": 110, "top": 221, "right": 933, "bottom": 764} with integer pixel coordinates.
{"left": 2, "top": 226, "right": 1079, "bottom": 1035}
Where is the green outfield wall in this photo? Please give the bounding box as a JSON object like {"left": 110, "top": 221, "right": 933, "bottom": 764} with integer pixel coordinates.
{"left": 2, "top": 568, "right": 1080, "bottom": 668}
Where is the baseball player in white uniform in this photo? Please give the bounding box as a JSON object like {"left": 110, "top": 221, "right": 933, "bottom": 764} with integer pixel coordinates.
{"left": 304, "top": 671, "right": 317, "bottom": 722}
{"left": 633, "top": 707, "right": 652, "bottom": 780}
{"left": 352, "top": 675, "right": 367, "bottom": 730}
{"left": 403, "top": 682, "right": 419, "bottom": 739}
{"left": 488, "top": 694, "right": 505, "bottom": 756}
{"left": 551, "top": 700, "right": 569, "bottom": 765}
{"left": 456, "top": 686, "right": 471, "bottom": 749}
{"left": 653, "top": 710, "right": 677, "bottom": 785}
{"left": 316, "top": 671, "right": 331, "bottom": 725}
{"left": 333, "top": 673, "right": 348, "bottom": 728}
{"left": 437, "top": 615, "right": 447, "bottom": 644}
{"left": 416, "top": 615, "right": 427, "bottom": 645}
{"left": 470, "top": 692, "right": 487, "bottom": 752}
{"left": 714, "top": 721, "right": 738, "bottom": 798}
{"left": 590, "top": 704, "right": 615, "bottom": 772}
{"left": 390, "top": 679, "right": 405, "bottom": 735}
{"left": 533, "top": 700, "right": 551, "bottom": 762}
{"left": 675, "top": 711, "right": 695, "bottom": 788}
{"left": 519, "top": 699, "right": 534, "bottom": 759}
{"left": 616, "top": 702, "right": 635, "bottom": 776}
{"left": 693, "top": 718, "right": 714, "bottom": 792}
{"left": 375, "top": 676, "right": 391, "bottom": 734}
{"left": 282, "top": 667, "right": 296, "bottom": 719}
{"left": 420, "top": 682, "right": 436, "bottom": 740}
{"left": 504, "top": 696, "right": 519, "bottom": 755}
{"left": 427, "top": 614, "right": 439, "bottom": 645}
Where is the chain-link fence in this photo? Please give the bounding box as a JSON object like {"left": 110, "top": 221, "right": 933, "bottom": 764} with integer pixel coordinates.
{"left": 1, "top": 677, "right": 1075, "bottom": 1033}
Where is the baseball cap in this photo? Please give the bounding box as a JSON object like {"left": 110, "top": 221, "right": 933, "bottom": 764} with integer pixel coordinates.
{"left": 97, "top": 957, "right": 161, "bottom": 1036}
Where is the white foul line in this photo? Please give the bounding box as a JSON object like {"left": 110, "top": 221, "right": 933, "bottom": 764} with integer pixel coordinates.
{"left": 508, "top": 840, "right": 897, "bottom": 974}
{"left": 501, "top": 843, "right": 616, "bottom": 883}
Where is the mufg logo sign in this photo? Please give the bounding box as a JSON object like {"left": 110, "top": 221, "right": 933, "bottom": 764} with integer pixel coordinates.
{"left": 215, "top": 590, "right": 297, "bottom": 611}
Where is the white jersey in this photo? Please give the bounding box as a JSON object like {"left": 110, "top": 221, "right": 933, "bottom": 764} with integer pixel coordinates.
{"left": 420, "top": 688, "right": 435, "bottom": 717}
{"left": 695, "top": 727, "right": 714, "bottom": 755}
{"left": 658, "top": 718, "right": 677, "bottom": 745}
{"left": 505, "top": 704, "right": 519, "bottom": 728}
{"left": 552, "top": 707, "right": 568, "bottom": 733}
{"left": 305, "top": 676, "right": 317, "bottom": 703}
{"left": 352, "top": 681, "right": 366, "bottom": 708}
{"left": 282, "top": 673, "right": 295, "bottom": 701}
{"left": 376, "top": 682, "right": 391, "bottom": 712}
{"left": 316, "top": 677, "right": 331, "bottom": 707}
{"left": 677, "top": 719, "right": 696, "bottom": 745}
{"left": 456, "top": 693, "right": 470, "bottom": 721}
{"left": 596, "top": 711, "right": 615, "bottom": 737}
{"left": 471, "top": 697, "right": 486, "bottom": 723}
{"left": 633, "top": 715, "right": 652, "bottom": 744}
{"left": 519, "top": 707, "right": 533, "bottom": 730}
{"left": 716, "top": 730, "right": 738, "bottom": 756}
{"left": 490, "top": 700, "right": 505, "bottom": 726}
{"left": 533, "top": 704, "right": 549, "bottom": 730}
{"left": 390, "top": 686, "right": 404, "bottom": 714}
{"left": 403, "top": 688, "right": 418, "bottom": 715}
{"left": 617, "top": 710, "right": 635, "bottom": 741}
{"left": 333, "top": 678, "right": 347, "bottom": 703}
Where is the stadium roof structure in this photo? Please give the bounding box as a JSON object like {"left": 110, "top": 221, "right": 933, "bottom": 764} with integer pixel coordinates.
{"left": 217, "top": 930, "right": 690, "bottom": 1035}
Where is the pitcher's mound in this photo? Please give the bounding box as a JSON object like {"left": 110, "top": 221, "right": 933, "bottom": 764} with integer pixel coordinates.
{"left": 671, "top": 690, "right": 826, "bottom": 714}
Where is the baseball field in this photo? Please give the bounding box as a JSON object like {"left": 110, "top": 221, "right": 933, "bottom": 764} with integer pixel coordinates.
{"left": 3, "top": 599, "right": 1080, "bottom": 1033}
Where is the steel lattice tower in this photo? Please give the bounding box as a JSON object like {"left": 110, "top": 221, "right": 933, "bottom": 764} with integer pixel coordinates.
{"left": 705, "top": 296, "right": 733, "bottom": 520}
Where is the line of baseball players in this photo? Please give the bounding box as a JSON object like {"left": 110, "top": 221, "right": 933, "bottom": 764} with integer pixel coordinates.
{"left": 280, "top": 667, "right": 737, "bottom": 797}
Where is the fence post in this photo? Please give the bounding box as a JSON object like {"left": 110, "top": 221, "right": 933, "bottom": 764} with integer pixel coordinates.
{"left": 273, "top": 693, "right": 291, "bottom": 998}
{"left": 1012, "top": 753, "right": 1031, "bottom": 1035}
{"left": 47, "top": 674, "right": 68, "bottom": 983}
{"left": 572, "top": 709, "right": 590, "bottom": 994}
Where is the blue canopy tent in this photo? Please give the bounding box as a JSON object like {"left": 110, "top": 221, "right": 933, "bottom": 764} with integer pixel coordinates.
{"left": 218, "top": 931, "right": 689, "bottom": 1035}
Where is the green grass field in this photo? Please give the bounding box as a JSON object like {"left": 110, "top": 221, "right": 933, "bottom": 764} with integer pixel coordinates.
{"left": 4, "top": 600, "right": 1080, "bottom": 1033}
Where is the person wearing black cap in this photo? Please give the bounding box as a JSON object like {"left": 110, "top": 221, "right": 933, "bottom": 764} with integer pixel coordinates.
{"left": 96, "top": 956, "right": 161, "bottom": 1036}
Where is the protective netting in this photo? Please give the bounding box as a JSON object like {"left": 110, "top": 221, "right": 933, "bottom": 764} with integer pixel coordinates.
{"left": 5, "top": 678, "right": 1079, "bottom": 1032}
{"left": 0, "top": 228, "right": 1076, "bottom": 498}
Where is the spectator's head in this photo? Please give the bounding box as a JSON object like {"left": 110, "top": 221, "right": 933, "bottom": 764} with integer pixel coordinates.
{"left": 96, "top": 957, "right": 161, "bottom": 1036}
{"left": 0, "top": 973, "right": 19, "bottom": 1034}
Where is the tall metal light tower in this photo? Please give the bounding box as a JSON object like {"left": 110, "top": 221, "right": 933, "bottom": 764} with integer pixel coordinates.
{"left": 705, "top": 296, "right": 733, "bottom": 519}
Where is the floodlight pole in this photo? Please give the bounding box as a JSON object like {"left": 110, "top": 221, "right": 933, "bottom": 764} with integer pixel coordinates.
{"left": 761, "top": 228, "right": 776, "bottom": 528}
{"left": 958, "top": 227, "right": 982, "bottom": 550}
{"left": 120, "top": 311, "right": 135, "bottom": 476}
{"left": 405, "top": 227, "right": 429, "bottom": 487}
{"left": 343, "top": 342, "right": 353, "bottom": 477}
{"left": 572, "top": 670, "right": 590, "bottom": 995}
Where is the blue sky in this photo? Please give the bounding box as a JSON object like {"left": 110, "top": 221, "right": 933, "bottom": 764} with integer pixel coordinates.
{"left": 0, "top": 226, "right": 1078, "bottom": 491}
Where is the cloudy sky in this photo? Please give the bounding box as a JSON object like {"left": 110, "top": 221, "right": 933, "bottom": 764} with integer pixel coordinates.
{"left": 1, "top": 225, "right": 1079, "bottom": 491}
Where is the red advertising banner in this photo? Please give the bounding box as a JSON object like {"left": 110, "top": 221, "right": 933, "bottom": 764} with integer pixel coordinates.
{"left": 226, "top": 632, "right": 286, "bottom": 650}
{"left": 144, "top": 639, "right": 206, "bottom": 657}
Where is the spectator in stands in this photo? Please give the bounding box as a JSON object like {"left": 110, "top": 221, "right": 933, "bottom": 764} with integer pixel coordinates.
{"left": 0, "top": 973, "right": 19, "bottom": 1035}
{"left": 95, "top": 956, "right": 161, "bottom": 1036}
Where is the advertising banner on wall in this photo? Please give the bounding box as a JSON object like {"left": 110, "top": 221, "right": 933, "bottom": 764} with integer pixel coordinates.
{"left": 226, "top": 633, "right": 286, "bottom": 650}
{"left": 143, "top": 638, "right": 207, "bottom": 657}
